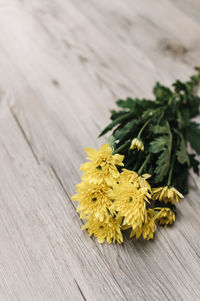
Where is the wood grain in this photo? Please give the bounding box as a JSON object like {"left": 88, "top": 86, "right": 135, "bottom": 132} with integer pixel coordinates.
{"left": 0, "top": 1, "right": 199, "bottom": 300}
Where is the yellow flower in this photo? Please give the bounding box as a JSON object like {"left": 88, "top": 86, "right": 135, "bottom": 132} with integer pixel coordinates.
{"left": 130, "top": 209, "right": 156, "bottom": 240}
{"left": 137, "top": 174, "right": 151, "bottom": 192}
{"left": 82, "top": 215, "right": 123, "bottom": 244}
{"left": 72, "top": 182, "right": 112, "bottom": 222}
{"left": 119, "top": 169, "right": 151, "bottom": 192}
{"left": 109, "top": 181, "right": 151, "bottom": 230}
{"left": 130, "top": 138, "right": 144, "bottom": 151}
{"left": 80, "top": 144, "right": 124, "bottom": 185}
{"left": 155, "top": 207, "right": 175, "bottom": 228}
{"left": 119, "top": 169, "right": 138, "bottom": 184}
{"left": 152, "top": 186, "right": 183, "bottom": 204}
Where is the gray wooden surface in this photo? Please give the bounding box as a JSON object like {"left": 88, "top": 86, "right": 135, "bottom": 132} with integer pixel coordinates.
{"left": 0, "top": 1, "right": 200, "bottom": 300}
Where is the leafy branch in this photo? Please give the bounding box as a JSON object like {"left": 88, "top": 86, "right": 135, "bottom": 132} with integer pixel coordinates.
{"left": 99, "top": 68, "right": 200, "bottom": 194}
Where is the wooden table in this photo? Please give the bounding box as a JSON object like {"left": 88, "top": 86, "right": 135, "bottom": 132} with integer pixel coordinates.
{"left": 0, "top": 1, "right": 199, "bottom": 300}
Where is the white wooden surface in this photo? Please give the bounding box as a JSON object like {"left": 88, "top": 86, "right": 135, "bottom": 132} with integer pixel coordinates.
{"left": 0, "top": 1, "right": 200, "bottom": 300}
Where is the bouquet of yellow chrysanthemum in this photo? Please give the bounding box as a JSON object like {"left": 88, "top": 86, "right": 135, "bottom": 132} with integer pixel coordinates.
{"left": 72, "top": 69, "right": 200, "bottom": 244}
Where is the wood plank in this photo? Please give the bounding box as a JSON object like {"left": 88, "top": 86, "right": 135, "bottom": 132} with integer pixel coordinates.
{"left": 70, "top": 0, "right": 200, "bottom": 68}
{"left": 171, "top": 0, "right": 200, "bottom": 25}
{"left": 0, "top": 101, "right": 127, "bottom": 300}
{"left": 0, "top": 0, "right": 199, "bottom": 300}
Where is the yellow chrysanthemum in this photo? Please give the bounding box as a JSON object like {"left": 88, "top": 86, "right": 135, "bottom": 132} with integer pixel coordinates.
{"left": 130, "top": 209, "right": 156, "bottom": 240}
{"left": 109, "top": 181, "right": 151, "bottom": 230}
{"left": 130, "top": 138, "right": 144, "bottom": 151}
{"left": 119, "top": 169, "right": 151, "bottom": 192}
{"left": 72, "top": 182, "right": 112, "bottom": 222}
{"left": 119, "top": 169, "right": 138, "bottom": 183}
{"left": 155, "top": 207, "right": 175, "bottom": 228}
{"left": 80, "top": 144, "right": 124, "bottom": 185}
{"left": 82, "top": 215, "right": 123, "bottom": 244}
{"left": 152, "top": 186, "right": 183, "bottom": 204}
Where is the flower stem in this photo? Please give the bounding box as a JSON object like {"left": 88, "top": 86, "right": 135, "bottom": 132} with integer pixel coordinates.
{"left": 167, "top": 153, "right": 175, "bottom": 186}
{"left": 138, "top": 154, "right": 151, "bottom": 175}
{"left": 113, "top": 141, "right": 130, "bottom": 154}
{"left": 138, "top": 118, "right": 152, "bottom": 139}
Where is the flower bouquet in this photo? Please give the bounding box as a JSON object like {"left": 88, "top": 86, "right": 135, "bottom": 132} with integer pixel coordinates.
{"left": 72, "top": 68, "right": 200, "bottom": 244}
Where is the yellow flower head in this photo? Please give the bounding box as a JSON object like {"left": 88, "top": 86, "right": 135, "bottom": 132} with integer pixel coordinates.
{"left": 119, "top": 169, "right": 138, "bottom": 184}
{"left": 82, "top": 215, "right": 123, "bottom": 244}
{"left": 80, "top": 144, "right": 124, "bottom": 186}
{"left": 119, "top": 169, "right": 151, "bottom": 192}
{"left": 155, "top": 207, "right": 175, "bottom": 228}
{"left": 109, "top": 181, "right": 151, "bottom": 230}
{"left": 130, "top": 138, "right": 144, "bottom": 151}
{"left": 152, "top": 186, "right": 183, "bottom": 204}
{"left": 130, "top": 209, "right": 156, "bottom": 240}
{"left": 72, "top": 182, "right": 112, "bottom": 222}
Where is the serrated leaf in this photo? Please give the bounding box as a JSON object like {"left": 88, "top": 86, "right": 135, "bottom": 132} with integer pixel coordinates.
{"left": 116, "top": 98, "right": 134, "bottom": 109}
{"left": 173, "top": 80, "right": 187, "bottom": 94}
{"left": 117, "top": 97, "right": 155, "bottom": 117}
{"left": 150, "top": 125, "right": 169, "bottom": 135}
{"left": 154, "top": 149, "right": 170, "bottom": 183}
{"left": 176, "top": 134, "right": 189, "bottom": 165}
{"left": 151, "top": 122, "right": 172, "bottom": 183}
{"left": 149, "top": 136, "right": 170, "bottom": 153}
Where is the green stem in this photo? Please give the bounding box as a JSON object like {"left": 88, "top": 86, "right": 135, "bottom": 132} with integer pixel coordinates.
{"left": 138, "top": 154, "right": 151, "bottom": 175}
{"left": 113, "top": 141, "right": 130, "bottom": 154}
{"left": 138, "top": 118, "right": 152, "bottom": 139}
{"left": 165, "top": 121, "right": 173, "bottom": 186}
{"left": 132, "top": 158, "right": 140, "bottom": 172}
{"left": 167, "top": 153, "right": 175, "bottom": 186}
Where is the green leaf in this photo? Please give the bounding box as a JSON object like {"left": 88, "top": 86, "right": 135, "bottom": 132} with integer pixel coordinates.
{"left": 173, "top": 80, "right": 187, "bottom": 94}
{"left": 186, "top": 67, "right": 200, "bottom": 93}
{"left": 107, "top": 135, "right": 116, "bottom": 149}
{"left": 116, "top": 98, "right": 134, "bottom": 109}
{"left": 110, "top": 110, "right": 127, "bottom": 121}
{"left": 150, "top": 125, "right": 169, "bottom": 135}
{"left": 149, "top": 136, "right": 169, "bottom": 153}
{"left": 154, "top": 149, "right": 170, "bottom": 183}
{"left": 98, "top": 68, "right": 200, "bottom": 191}
{"left": 176, "top": 134, "right": 189, "bottom": 165}
{"left": 189, "top": 95, "right": 200, "bottom": 117}
{"left": 187, "top": 122, "right": 200, "bottom": 154}
{"left": 114, "top": 120, "right": 137, "bottom": 141}
{"left": 99, "top": 112, "right": 134, "bottom": 137}
{"left": 150, "top": 122, "right": 172, "bottom": 183}
{"left": 177, "top": 111, "right": 184, "bottom": 129}
{"left": 180, "top": 108, "right": 190, "bottom": 125}
{"left": 141, "top": 108, "right": 156, "bottom": 120}
{"left": 153, "top": 82, "right": 172, "bottom": 101}
{"left": 117, "top": 98, "right": 155, "bottom": 118}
